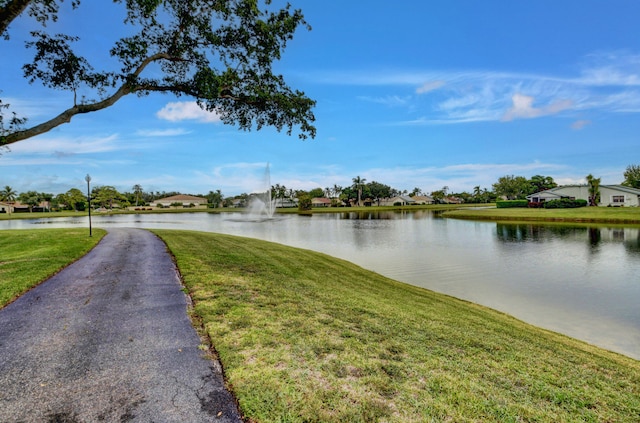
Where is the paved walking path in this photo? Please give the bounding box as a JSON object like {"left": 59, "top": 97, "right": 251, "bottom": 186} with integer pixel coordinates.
{"left": 0, "top": 228, "right": 242, "bottom": 422}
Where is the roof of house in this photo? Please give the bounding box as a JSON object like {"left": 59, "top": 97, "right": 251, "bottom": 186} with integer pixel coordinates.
{"left": 412, "top": 195, "right": 434, "bottom": 201}
{"left": 527, "top": 184, "right": 640, "bottom": 199}
{"left": 605, "top": 185, "right": 640, "bottom": 195}
{"left": 154, "top": 194, "right": 207, "bottom": 203}
{"left": 311, "top": 197, "right": 331, "bottom": 204}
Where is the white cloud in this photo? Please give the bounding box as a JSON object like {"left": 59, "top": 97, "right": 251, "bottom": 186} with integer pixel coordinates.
{"left": 8, "top": 134, "right": 121, "bottom": 155}
{"left": 135, "top": 128, "right": 191, "bottom": 137}
{"left": 416, "top": 80, "right": 445, "bottom": 94}
{"left": 502, "top": 93, "right": 573, "bottom": 121}
{"left": 310, "top": 52, "right": 640, "bottom": 124}
{"left": 156, "top": 102, "right": 222, "bottom": 123}
{"left": 357, "top": 95, "right": 410, "bottom": 106}
{"left": 571, "top": 120, "right": 591, "bottom": 130}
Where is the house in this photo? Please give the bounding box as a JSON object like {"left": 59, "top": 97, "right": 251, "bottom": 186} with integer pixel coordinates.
{"left": 379, "top": 195, "right": 415, "bottom": 206}
{"left": 411, "top": 195, "right": 435, "bottom": 205}
{"left": 443, "top": 196, "right": 463, "bottom": 204}
{"left": 230, "top": 198, "right": 246, "bottom": 208}
{"left": 151, "top": 194, "right": 208, "bottom": 208}
{"left": 2, "top": 200, "right": 51, "bottom": 213}
{"left": 274, "top": 198, "right": 297, "bottom": 208}
{"left": 527, "top": 185, "right": 640, "bottom": 207}
{"left": 311, "top": 197, "right": 332, "bottom": 207}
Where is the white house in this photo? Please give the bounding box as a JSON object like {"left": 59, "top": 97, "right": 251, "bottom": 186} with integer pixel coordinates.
{"left": 527, "top": 185, "right": 640, "bottom": 207}
{"left": 0, "top": 201, "right": 13, "bottom": 213}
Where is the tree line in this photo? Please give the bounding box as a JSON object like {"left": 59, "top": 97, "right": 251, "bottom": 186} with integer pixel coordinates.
{"left": 2, "top": 165, "right": 638, "bottom": 212}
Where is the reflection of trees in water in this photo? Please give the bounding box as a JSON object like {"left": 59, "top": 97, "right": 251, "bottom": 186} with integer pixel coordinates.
{"left": 496, "top": 223, "right": 640, "bottom": 256}
{"left": 338, "top": 210, "right": 433, "bottom": 220}
{"left": 588, "top": 227, "right": 601, "bottom": 252}
{"left": 495, "top": 223, "right": 586, "bottom": 243}
{"left": 624, "top": 229, "right": 640, "bottom": 256}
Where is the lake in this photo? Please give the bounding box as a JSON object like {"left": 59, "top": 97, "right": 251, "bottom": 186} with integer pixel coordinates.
{"left": 2, "top": 210, "right": 639, "bottom": 360}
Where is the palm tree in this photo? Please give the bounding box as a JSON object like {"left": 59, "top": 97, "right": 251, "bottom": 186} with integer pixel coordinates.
{"left": 132, "top": 184, "right": 143, "bottom": 206}
{"left": 352, "top": 176, "right": 366, "bottom": 206}
{"left": 1, "top": 185, "right": 17, "bottom": 214}
{"left": 586, "top": 174, "right": 601, "bottom": 206}
{"left": 332, "top": 184, "right": 342, "bottom": 200}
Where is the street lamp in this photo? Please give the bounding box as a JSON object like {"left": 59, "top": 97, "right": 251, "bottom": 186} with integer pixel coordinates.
{"left": 85, "top": 174, "right": 92, "bottom": 237}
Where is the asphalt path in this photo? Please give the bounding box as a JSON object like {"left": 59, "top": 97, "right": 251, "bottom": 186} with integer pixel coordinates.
{"left": 0, "top": 228, "right": 242, "bottom": 422}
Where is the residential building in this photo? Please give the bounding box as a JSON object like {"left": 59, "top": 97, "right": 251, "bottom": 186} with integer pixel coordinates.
{"left": 151, "top": 194, "right": 208, "bottom": 208}
{"left": 527, "top": 185, "right": 640, "bottom": 207}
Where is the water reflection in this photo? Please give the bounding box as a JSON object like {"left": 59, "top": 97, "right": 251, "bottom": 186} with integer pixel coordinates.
{"left": 338, "top": 210, "right": 434, "bottom": 220}
{"left": 496, "top": 222, "right": 640, "bottom": 257}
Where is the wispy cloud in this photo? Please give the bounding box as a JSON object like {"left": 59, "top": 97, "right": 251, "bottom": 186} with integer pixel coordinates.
{"left": 571, "top": 120, "right": 591, "bottom": 130}
{"left": 135, "top": 128, "right": 191, "bottom": 137}
{"left": 8, "top": 134, "right": 121, "bottom": 156}
{"left": 416, "top": 80, "right": 446, "bottom": 94}
{"left": 357, "top": 95, "right": 411, "bottom": 107}
{"left": 502, "top": 93, "right": 573, "bottom": 121}
{"left": 310, "top": 51, "right": 640, "bottom": 125}
{"left": 156, "top": 101, "right": 222, "bottom": 123}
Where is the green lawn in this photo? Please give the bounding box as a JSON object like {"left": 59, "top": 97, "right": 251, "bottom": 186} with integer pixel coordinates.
{"left": 0, "top": 229, "right": 105, "bottom": 306}
{"left": 154, "top": 229, "right": 640, "bottom": 423}
{"left": 444, "top": 206, "right": 640, "bottom": 224}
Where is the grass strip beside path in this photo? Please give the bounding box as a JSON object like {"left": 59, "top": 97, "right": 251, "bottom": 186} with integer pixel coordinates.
{"left": 444, "top": 206, "right": 640, "bottom": 224}
{"left": 0, "top": 229, "right": 105, "bottom": 307}
{"left": 155, "top": 230, "right": 640, "bottom": 423}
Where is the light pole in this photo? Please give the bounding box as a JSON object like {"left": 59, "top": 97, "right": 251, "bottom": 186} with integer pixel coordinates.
{"left": 85, "top": 174, "right": 92, "bottom": 237}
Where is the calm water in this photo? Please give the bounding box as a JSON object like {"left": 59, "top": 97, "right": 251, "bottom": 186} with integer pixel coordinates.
{"left": 2, "top": 211, "right": 639, "bottom": 360}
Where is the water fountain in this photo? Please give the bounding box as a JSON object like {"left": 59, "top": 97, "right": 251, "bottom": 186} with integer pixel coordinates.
{"left": 245, "top": 163, "right": 276, "bottom": 221}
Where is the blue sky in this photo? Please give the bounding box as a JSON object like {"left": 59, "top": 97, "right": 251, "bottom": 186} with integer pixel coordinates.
{"left": 2, "top": 1, "right": 640, "bottom": 197}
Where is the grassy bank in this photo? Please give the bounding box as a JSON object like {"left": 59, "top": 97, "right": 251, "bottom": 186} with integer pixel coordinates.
{"left": 155, "top": 230, "right": 640, "bottom": 422}
{"left": 444, "top": 206, "right": 640, "bottom": 224}
{"left": 0, "top": 229, "right": 105, "bottom": 307}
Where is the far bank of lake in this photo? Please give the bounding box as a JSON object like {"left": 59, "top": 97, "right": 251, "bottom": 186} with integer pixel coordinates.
{"left": 1, "top": 209, "right": 639, "bottom": 359}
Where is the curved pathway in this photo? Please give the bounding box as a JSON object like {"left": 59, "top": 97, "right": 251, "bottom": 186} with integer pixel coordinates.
{"left": 0, "top": 228, "right": 242, "bottom": 422}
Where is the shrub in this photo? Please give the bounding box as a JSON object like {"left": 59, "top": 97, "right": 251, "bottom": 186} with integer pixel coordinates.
{"left": 544, "top": 198, "right": 587, "bottom": 209}
{"left": 496, "top": 200, "right": 529, "bottom": 208}
{"left": 298, "top": 194, "right": 312, "bottom": 211}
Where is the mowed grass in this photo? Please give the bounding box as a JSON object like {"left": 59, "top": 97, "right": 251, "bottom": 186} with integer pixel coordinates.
{"left": 444, "top": 206, "right": 640, "bottom": 224}
{"left": 154, "top": 230, "right": 640, "bottom": 423}
{"left": 0, "top": 229, "right": 105, "bottom": 307}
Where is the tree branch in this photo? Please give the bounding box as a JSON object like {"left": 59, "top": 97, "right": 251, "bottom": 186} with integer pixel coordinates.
{"left": 0, "top": 0, "right": 31, "bottom": 35}
{"left": 2, "top": 52, "right": 172, "bottom": 146}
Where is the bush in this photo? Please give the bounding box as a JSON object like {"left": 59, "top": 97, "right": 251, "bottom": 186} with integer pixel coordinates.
{"left": 544, "top": 198, "right": 587, "bottom": 209}
{"left": 496, "top": 200, "right": 529, "bottom": 208}
{"left": 297, "top": 194, "right": 312, "bottom": 211}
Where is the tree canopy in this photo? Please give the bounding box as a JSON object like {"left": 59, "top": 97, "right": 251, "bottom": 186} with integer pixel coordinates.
{"left": 0, "top": 0, "right": 316, "bottom": 146}
{"left": 622, "top": 164, "right": 640, "bottom": 189}
{"left": 492, "top": 175, "right": 531, "bottom": 200}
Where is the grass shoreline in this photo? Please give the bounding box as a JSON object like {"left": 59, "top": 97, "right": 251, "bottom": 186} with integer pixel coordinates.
{"left": 154, "top": 230, "right": 640, "bottom": 422}
{"left": 443, "top": 206, "right": 640, "bottom": 225}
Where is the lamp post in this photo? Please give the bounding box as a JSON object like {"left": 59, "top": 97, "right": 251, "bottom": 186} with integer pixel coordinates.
{"left": 85, "top": 174, "right": 92, "bottom": 237}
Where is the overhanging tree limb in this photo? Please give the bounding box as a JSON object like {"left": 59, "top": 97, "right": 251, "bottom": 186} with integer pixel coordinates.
{"left": 4, "top": 52, "right": 170, "bottom": 144}
{"left": 0, "top": 0, "right": 31, "bottom": 35}
{"left": 1, "top": 0, "right": 316, "bottom": 146}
